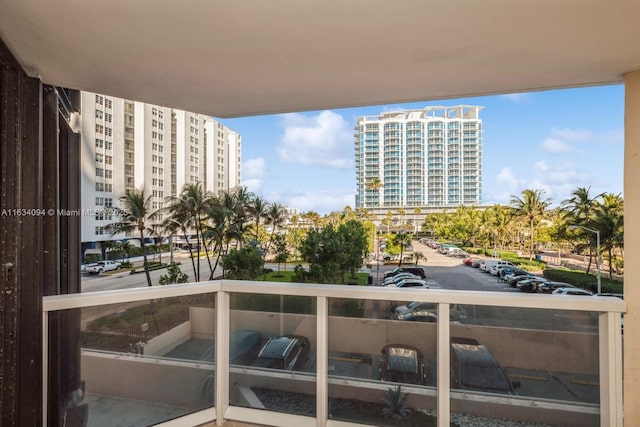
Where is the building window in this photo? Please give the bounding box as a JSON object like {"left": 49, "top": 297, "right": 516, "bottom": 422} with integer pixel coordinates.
{"left": 105, "top": 113, "right": 112, "bottom": 123}
{"left": 95, "top": 153, "right": 103, "bottom": 162}
{"left": 95, "top": 226, "right": 104, "bottom": 235}
{"left": 95, "top": 138, "right": 103, "bottom": 148}
{"left": 95, "top": 183, "right": 104, "bottom": 192}
{"left": 95, "top": 95, "right": 103, "bottom": 105}
{"left": 105, "top": 99, "right": 112, "bottom": 109}
{"left": 105, "top": 156, "right": 112, "bottom": 165}
{"left": 96, "top": 197, "right": 104, "bottom": 206}
{"left": 105, "top": 141, "right": 112, "bottom": 150}
{"left": 105, "top": 127, "right": 112, "bottom": 137}
{"left": 105, "top": 198, "right": 113, "bottom": 207}
{"left": 95, "top": 124, "right": 104, "bottom": 134}
{"left": 105, "top": 170, "right": 112, "bottom": 179}
{"left": 96, "top": 168, "right": 104, "bottom": 177}
{"left": 95, "top": 110, "right": 103, "bottom": 119}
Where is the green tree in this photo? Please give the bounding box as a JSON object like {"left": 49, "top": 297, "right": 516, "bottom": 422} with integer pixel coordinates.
{"left": 221, "top": 246, "right": 264, "bottom": 280}
{"left": 562, "top": 186, "right": 603, "bottom": 273}
{"left": 159, "top": 264, "right": 188, "bottom": 285}
{"left": 592, "top": 193, "right": 624, "bottom": 278}
{"left": 106, "top": 189, "right": 156, "bottom": 287}
{"left": 273, "top": 233, "right": 289, "bottom": 274}
{"left": 392, "top": 231, "right": 413, "bottom": 267}
{"left": 300, "top": 220, "right": 368, "bottom": 284}
{"left": 510, "top": 189, "right": 551, "bottom": 260}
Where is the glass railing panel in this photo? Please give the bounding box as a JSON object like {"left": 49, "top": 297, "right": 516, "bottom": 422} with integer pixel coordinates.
{"left": 450, "top": 304, "right": 599, "bottom": 427}
{"left": 328, "top": 297, "right": 438, "bottom": 425}
{"left": 50, "top": 294, "right": 216, "bottom": 427}
{"left": 228, "top": 292, "right": 317, "bottom": 418}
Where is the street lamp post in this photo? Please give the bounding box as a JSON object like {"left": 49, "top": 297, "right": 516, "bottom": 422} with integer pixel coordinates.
{"left": 568, "top": 225, "right": 601, "bottom": 294}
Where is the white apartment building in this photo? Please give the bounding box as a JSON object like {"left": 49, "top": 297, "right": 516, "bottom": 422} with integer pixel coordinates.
{"left": 80, "top": 92, "right": 241, "bottom": 257}
{"left": 354, "top": 105, "right": 483, "bottom": 210}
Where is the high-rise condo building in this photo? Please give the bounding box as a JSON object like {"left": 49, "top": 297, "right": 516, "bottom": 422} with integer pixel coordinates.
{"left": 80, "top": 92, "right": 241, "bottom": 257}
{"left": 354, "top": 105, "right": 482, "bottom": 210}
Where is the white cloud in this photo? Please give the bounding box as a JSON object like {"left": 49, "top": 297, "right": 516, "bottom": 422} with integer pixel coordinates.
{"left": 550, "top": 127, "right": 595, "bottom": 142}
{"left": 242, "top": 157, "right": 268, "bottom": 192}
{"left": 243, "top": 157, "right": 268, "bottom": 179}
{"left": 541, "top": 128, "right": 595, "bottom": 154}
{"left": 277, "top": 111, "right": 353, "bottom": 169}
{"left": 487, "top": 161, "right": 591, "bottom": 205}
{"left": 499, "top": 93, "right": 531, "bottom": 103}
{"left": 242, "top": 178, "right": 263, "bottom": 193}
{"left": 267, "top": 189, "right": 356, "bottom": 214}
{"left": 542, "top": 138, "right": 573, "bottom": 153}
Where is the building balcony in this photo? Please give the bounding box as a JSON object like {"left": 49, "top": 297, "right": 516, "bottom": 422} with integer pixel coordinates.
{"left": 42, "top": 280, "right": 624, "bottom": 427}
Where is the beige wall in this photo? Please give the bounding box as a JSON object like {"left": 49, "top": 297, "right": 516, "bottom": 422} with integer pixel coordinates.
{"left": 624, "top": 70, "right": 640, "bottom": 425}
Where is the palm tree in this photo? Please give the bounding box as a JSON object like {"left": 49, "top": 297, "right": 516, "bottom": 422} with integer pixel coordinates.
{"left": 412, "top": 251, "right": 425, "bottom": 266}
{"left": 510, "top": 189, "right": 551, "bottom": 260}
{"left": 106, "top": 189, "right": 156, "bottom": 287}
{"left": 393, "top": 231, "right": 412, "bottom": 267}
{"left": 163, "top": 200, "right": 198, "bottom": 279}
{"left": 365, "top": 177, "right": 383, "bottom": 208}
{"left": 179, "top": 183, "right": 214, "bottom": 281}
{"left": 247, "top": 195, "right": 269, "bottom": 243}
{"left": 592, "top": 193, "right": 624, "bottom": 278}
{"left": 265, "top": 203, "right": 287, "bottom": 254}
{"left": 562, "top": 186, "right": 603, "bottom": 273}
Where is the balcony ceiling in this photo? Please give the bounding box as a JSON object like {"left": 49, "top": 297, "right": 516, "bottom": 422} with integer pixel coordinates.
{"left": 1, "top": 0, "right": 640, "bottom": 117}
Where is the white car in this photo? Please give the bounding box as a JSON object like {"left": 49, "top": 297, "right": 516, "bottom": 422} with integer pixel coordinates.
{"left": 552, "top": 287, "right": 593, "bottom": 296}
{"left": 86, "top": 260, "right": 122, "bottom": 274}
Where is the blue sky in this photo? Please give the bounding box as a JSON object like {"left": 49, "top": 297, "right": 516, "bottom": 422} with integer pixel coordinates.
{"left": 218, "top": 85, "right": 624, "bottom": 214}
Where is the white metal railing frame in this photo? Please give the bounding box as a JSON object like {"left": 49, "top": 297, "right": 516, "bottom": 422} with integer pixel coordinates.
{"left": 41, "top": 279, "right": 626, "bottom": 427}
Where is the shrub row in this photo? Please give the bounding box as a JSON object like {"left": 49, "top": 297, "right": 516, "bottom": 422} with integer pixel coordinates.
{"left": 543, "top": 268, "right": 623, "bottom": 294}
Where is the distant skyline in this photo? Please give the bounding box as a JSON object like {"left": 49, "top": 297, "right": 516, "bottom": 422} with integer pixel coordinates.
{"left": 218, "top": 85, "right": 624, "bottom": 214}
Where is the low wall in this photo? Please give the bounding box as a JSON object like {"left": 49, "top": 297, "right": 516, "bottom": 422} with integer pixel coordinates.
{"left": 144, "top": 321, "right": 191, "bottom": 356}
{"left": 81, "top": 350, "right": 212, "bottom": 408}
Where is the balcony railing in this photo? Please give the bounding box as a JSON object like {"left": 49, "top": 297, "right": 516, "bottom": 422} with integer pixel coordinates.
{"left": 42, "top": 280, "right": 625, "bottom": 427}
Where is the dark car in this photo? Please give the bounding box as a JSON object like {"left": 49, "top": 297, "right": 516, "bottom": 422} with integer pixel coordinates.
{"left": 516, "top": 277, "right": 548, "bottom": 292}
{"left": 538, "top": 281, "right": 575, "bottom": 294}
{"left": 252, "top": 335, "right": 310, "bottom": 370}
{"left": 379, "top": 344, "right": 427, "bottom": 385}
{"left": 471, "top": 259, "right": 484, "bottom": 268}
{"left": 450, "top": 337, "right": 519, "bottom": 395}
{"left": 507, "top": 273, "right": 536, "bottom": 287}
{"left": 384, "top": 266, "right": 426, "bottom": 279}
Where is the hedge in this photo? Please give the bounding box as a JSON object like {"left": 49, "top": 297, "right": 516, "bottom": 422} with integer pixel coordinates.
{"left": 543, "top": 268, "right": 623, "bottom": 294}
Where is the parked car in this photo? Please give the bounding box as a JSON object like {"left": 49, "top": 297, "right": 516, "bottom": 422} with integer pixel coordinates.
{"left": 463, "top": 256, "right": 479, "bottom": 266}
{"left": 499, "top": 267, "right": 528, "bottom": 279}
{"left": 471, "top": 259, "right": 484, "bottom": 268}
{"left": 392, "top": 301, "right": 437, "bottom": 317}
{"left": 379, "top": 344, "right": 427, "bottom": 385}
{"left": 384, "top": 267, "right": 426, "bottom": 279}
{"left": 552, "top": 287, "right": 593, "bottom": 296}
{"left": 450, "top": 337, "right": 519, "bottom": 395}
{"left": 382, "top": 273, "right": 421, "bottom": 286}
{"left": 448, "top": 248, "right": 469, "bottom": 258}
{"left": 482, "top": 260, "right": 514, "bottom": 273}
{"left": 507, "top": 273, "right": 536, "bottom": 287}
{"left": 385, "top": 279, "right": 430, "bottom": 289}
{"left": 538, "top": 282, "right": 575, "bottom": 294}
{"left": 516, "top": 277, "right": 548, "bottom": 292}
{"left": 395, "top": 310, "right": 438, "bottom": 323}
{"left": 85, "top": 260, "right": 121, "bottom": 274}
{"left": 251, "top": 335, "right": 310, "bottom": 370}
